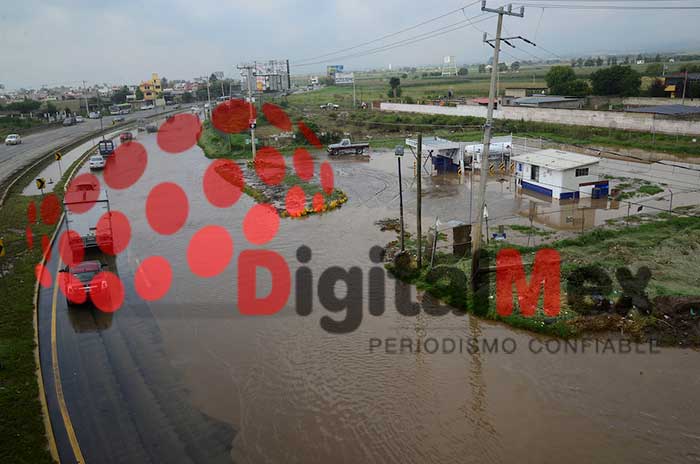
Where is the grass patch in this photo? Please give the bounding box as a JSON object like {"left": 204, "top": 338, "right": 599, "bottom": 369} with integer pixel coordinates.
{"left": 638, "top": 184, "right": 664, "bottom": 196}
{"left": 197, "top": 121, "right": 250, "bottom": 159}
{"left": 509, "top": 225, "right": 553, "bottom": 237}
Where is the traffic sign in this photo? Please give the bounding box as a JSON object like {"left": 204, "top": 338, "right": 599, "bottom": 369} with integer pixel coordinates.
{"left": 0, "top": 238, "right": 5, "bottom": 257}
{"left": 249, "top": 118, "right": 257, "bottom": 129}
{"left": 55, "top": 151, "right": 62, "bottom": 161}
{"left": 498, "top": 162, "right": 506, "bottom": 173}
{"left": 488, "top": 163, "right": 495, "bottom": 175}
{"left": 35, "top": 178, "right": 46, "bottom": 190}
{"left": 510, "top": 161, "right": 516, "bottom": 173}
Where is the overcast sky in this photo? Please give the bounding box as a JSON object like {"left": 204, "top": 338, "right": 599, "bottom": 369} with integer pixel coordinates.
{"left": 1, "top": 0, "right": 700, "bottom": 89}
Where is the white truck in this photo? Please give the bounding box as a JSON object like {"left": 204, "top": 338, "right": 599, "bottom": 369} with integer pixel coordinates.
{"left": 63, "top": 181, "right": 112, "bottom": 252}
{"left": 327, "top": 138, "right": 370, "bottom": 155}
{"left": 319, "top": 102, "right": 339, "bottom": 110}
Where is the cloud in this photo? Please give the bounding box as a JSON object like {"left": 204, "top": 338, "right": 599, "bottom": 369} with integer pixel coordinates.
{"left": 1, "top": 0, "right": 699, "bottom": 89}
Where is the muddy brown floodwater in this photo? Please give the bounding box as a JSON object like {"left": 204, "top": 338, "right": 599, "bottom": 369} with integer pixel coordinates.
{"left": 79, "top": 133, "right": 700, "bottom": 464}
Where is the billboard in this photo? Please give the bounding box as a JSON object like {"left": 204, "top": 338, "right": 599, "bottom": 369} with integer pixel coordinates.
{"left": 326, "top": 65, "right": 344, "bottom": 77}
{"left": 240, "top": 60, "right": 290, "bottom": 92}
{"left": 334, "top": 72, "right": 354, "bottom": 85}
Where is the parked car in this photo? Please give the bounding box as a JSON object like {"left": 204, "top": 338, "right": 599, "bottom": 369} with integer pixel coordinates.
{"left": 119, "top": 131, "right": 133, "bottom": 142}
{"left": 141, "top": 104, "right": 154, "bottom": 111}
{"left": 88, "top": 111, "right": 101, "bottom": 119}
{"left": 146, "top": 123, "right": 158, "bottom": 133}
{"left": 63, "top": 117, "right": 76, "bottom": 126}
{"left": 190, "top": 106, "right": 199, "bottom": 113}
{"left": 59, "top": 260, "right": 108, "bottom": 306}
{"left": 75, "top": 115, "right": 85, "bottom": 123}
{"left": 89, "top": 154, "right": 106, "bottom": 170}
{"left": 4, "top": 134, "right": 21, "bottom": 145}
{"left": 113, "top": 116, "right": 125, "bottom": 122}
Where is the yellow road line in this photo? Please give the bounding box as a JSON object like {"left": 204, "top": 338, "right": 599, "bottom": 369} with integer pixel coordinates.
{"left": 51, "top": 257, "right": 86, "bottom": 463}
{"left": 34, "top": 275, "right": 59, "bottom": 462}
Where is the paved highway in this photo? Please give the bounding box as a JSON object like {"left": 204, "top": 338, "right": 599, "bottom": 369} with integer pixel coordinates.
{"left": 0, "top": 108, "right": 171, "bottom": 187}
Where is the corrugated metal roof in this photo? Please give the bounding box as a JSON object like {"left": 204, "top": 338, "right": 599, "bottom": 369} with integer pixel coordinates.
{"left": 626, "top": 104, "right": 700, "bottom": 116}
{"left": 514, "top": 96, "right": 582, "bottom": 105}
{"left": 511, "top": 149, "right": 599, "bottom": 171}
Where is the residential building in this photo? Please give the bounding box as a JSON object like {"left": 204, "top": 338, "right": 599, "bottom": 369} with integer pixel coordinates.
{"left": 663, "top": 73, "right": 700, "bottom": 98}
{"left": 512, "top": 149, "right": 608, "bottom": 200}
{"left": 139, "top": 73, "right": 162, "bottom": 101}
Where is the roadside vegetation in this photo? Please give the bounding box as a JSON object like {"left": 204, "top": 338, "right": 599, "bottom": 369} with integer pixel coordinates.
{"left": 383, "top": 213, "right": 700, "bottom": 346}
{"left": 0, "top": 146, "right": 87, "bottom": 463}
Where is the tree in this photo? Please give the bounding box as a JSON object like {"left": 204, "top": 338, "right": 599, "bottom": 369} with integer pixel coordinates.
{"left": 135, "top": 88, "right": 144, "bottom": 100}
{"left": 584, "top": 58, "right": 595, "bottom": 67}
{"left": 510, "top": 61, "right": 520, "bottom": 72}
{"left": 209, "top": 73, "right": 218, "bottom": 83}
{"left": 457, "top": 67, "right": 469, "bottom": 76}
{"left": 565, "top": 79, "right": 592, "bottom": 97}
{"left": 571, "top": 58, "right": 577, "bottom": 68}
{"left": 111, "top": 85, "right": 129, "bottom": 104}
{"left": 45, "top": 101, "right": 58, "bottom": 114}
{"left": 688, "top": 82, "right": 700, "bottom": 99}
{"left": 7, "top": 98, "right": 42, "bottom": 114}
{"left": 388, "top": 77, "right": 401, "bottom": 98}
{"left": 545, "top": 66, "right": 577, "bottom": 94}
{"left": 647, "top": 78, "right": 666, "bottom": 97}
{"left": 160, "top": 77, "right": 169, "bottom": 89}
{"left": 596, "top": 57, "right": 604, "bottom": 67}
{"left": 654, "top": 54, "right": 662, "bottom": 63}
{"left": 611, "top": 56, "right": 618, "bottom": 65}
{"left": 478, "top": 64, "right": 486, "bottom": 73}
{"left": 590, "top": 65, "right": 641, "bottom": 96}
{"left": 498, "top": 62, "right": 508, "bottom": 72}
{"left": 182, "top": 92, "right": 194, "bottom": 103}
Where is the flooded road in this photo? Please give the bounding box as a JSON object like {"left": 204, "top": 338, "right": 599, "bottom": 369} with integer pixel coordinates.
{"left": 62, "top": 131, "right": 700, "bottom": 463}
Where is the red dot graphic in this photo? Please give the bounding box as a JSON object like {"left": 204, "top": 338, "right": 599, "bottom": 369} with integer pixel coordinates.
{"left": 58, "top": 230, "right": 84, "bottom": 266}
{"left": 320, "top": 161, "right": 334, "bottom": 195}
{"left": 255, "top": 147, "right": 286, "bottom": 186}
{"left": 64, "top": 174, "right": 101, "bottom": 214}
{"left": 96, "top": 211, "right": 131, "bottom": 255}
{"left": 243, "top": 204, "right": 279, "bottom": 245}
{"left": 157, "top": 114, "right": 202, "bottom": 153}
{"left": 90, "top": 271, "right": 124, "bottom": 312}
{"left": 146, "top": 182, "right": 189, "bottom": 235}
{"left": 27, "top": 201, "right": 37, "bottom": 224}
{"left": 40, "top": 194, "right": 61, "bottom": 224}
{"left": 285, "top": 186, "right": 306, "bottom": 216}
{"left": 187, "top": 225, "right": 233, "bottom": 277}
{"left": 135, "top": 256, "right": 172, "bottom": 301}
{"left": 41, "top": 234, "right": 51, "bottom": 261}
{"left": 312, "top": 192, "right": 325, "bottom": 212}
{"left": 35, "top": 263, "right": 52, "bottom": 288}
{"left": 262, "top": 103, "right": 292, "bottom": 131}
{"left": 212, "top": 99, "right": 255, "bottom": 134}
{"left": 293, "top": 148, "right": 314, "bottom": 181}
{"left": 58, "top": 272, "right": 87, "bottom": 305}
{"left": 104, "top": 141, "right": 148, "bottom": 189}
{"left": 203, "top": 159, "right": 243, "bottom": 208}
{"left": 297, "top": 121, "right": 321, "bottom": 148}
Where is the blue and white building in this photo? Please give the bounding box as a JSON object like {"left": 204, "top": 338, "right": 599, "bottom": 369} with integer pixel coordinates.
{"left": 511, "top": 149, "right": 608, "bottom": 200}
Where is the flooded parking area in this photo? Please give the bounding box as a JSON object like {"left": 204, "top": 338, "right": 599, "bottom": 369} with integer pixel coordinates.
{"left": 61, "top": 129, "right": 700, "bottom": 463}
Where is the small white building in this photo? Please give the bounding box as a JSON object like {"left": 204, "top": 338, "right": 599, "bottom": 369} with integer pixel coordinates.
{"left": 511, "top": 149, "right": 608, "bottom": 200}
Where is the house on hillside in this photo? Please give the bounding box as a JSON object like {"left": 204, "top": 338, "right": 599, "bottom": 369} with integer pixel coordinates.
{"left": 512, "top": 149, "right": 608, "bottom": 200}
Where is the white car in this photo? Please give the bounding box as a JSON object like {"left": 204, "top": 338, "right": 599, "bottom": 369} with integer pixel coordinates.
{"left": 4, "top": 134, "right": 21, "bottom": 145}
{"left": 75, "top": 116, "right": 84, "bottom": 123}
{"left": 190, "top": 106, "right": 199, "bottom": 113}
{"left": 141, "top": 104, "right": 154, "bottom": 111}
{"left": 88, "top": 111, "right": 101, "bottom": 119}
{"left": 89, "top": 154, "right": 106, "bottom": 170}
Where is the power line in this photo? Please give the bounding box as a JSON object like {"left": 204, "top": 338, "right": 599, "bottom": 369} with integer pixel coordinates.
{"left": 292, "top": 13, "right": 495, "bottom": 67}
{"left": 293, "top": 0, "right": 482, "bottom": 65}
{"left": 513, "top": 2, "right": 700, "bottom": 9}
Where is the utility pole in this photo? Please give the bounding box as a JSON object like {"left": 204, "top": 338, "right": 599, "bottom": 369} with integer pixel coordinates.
{"left": 471, "top": 1, "right": 524, "bottom": 293}
{"left": 206, "top": 78, "right": 212, "bottom": 120}
{"left": 82, "top": 80, "right": 89, "bottom": 116}
{"left": 353, "top": 76, "right": 357, "bottom": 109}
{"left": 238, "top": 64, "right": 258, "bottom": 159}
{"left": 682, "top": 69, "right": 689, "bottom": 105}
{"left": 416, "top": 134, "right": 423, "bottom": 268}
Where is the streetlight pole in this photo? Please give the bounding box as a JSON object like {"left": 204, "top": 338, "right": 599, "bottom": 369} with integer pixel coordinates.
{"left": 395, "top": 145, "right": 405, "bottom": 251}
{"left": 471, "top": 1, "right": 524, "bottom": 293}
{"left": 416, "top": 134, "right": 422, "bottom": 267}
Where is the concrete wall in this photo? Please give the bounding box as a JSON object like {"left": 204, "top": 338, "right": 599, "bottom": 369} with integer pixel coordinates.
{"left": 380, "top": 102, "right": 700, "bottom": 136}
{"left": 622, "top": 97, "right": 700, "bottom": 107}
